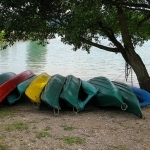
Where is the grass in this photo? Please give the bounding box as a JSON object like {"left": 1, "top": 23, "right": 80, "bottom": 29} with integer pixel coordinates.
{"left": 63, "top": 136, "right": 85, "bottom": 145}
{"left": 0, "top": 143, "right": 9, "bottom": 150}
{"left": 36, "top": 131, "right": 52, "bottom": 139}
{"left": 5, "top": 122, "right": 28, "bottom": 132}
{"left": 61, "top": 125, "right": 75, "bottom": 131}
{"left": 30, "top": 139, "right": 36, "bottom": 143}
{"left": 44, "top": 126, "right": 51, "bottom": 131}
{"left": 0, "top": 109, "right": 14, "bottom": 119}
{"left": 0, "top": 134, "right": 6, "bottom": 140}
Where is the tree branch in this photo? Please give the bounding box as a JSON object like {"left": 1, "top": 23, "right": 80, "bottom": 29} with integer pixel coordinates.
{"left": 137, "top": 14, "right": 150, "bottom": 30}
{"left": 122, "top": 6, "right": 150, "bottom": 12}
{"left": 97, "top": 21, "right": 125, "bottom": 51}
{"left": 121, "top": 3, "right": 150, "bottom": 9}
{"left": 105, "top": 0, "right": 150, "bottom": 10}
{"left": 80, "top": 37, "right": 120, "bottom": 53}
{"left": 117, "top": 7, "right": 134, "bottom": 49}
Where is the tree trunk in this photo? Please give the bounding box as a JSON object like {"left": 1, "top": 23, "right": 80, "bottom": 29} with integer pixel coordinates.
{"left": 117, "top": 6, "right": 150, "bottom": 92}
{"left": 121, "top": 48, "right": 150, "bottom": 92}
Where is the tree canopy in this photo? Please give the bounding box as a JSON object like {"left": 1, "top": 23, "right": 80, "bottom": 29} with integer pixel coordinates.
{"left": 0, "top": 0, "right": 150, "bottom": 48}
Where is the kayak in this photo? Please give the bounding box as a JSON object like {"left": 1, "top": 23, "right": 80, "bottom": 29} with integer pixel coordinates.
{"left": 88, "top": 77, "right": 127, "bottom": 109}
{"left": 7, "top": 75, "right": 37, "bottom": 105}
{"left": 0, "top": 72, "right": 16, "bottom": 85}
{"left": 0, "top": 70, "right": 34, "bottom": 103}
{"left": 112, "top": 81, "right": 143, "bottom": 118}
{"left": 25, "top": 73, "right": 51, "bottom": 104}
{"left": 60, "top": 75, "right": 98, "bottom": 112}
{"left": 129, "top": 85, "right": 150, "bottom": 107}
{"left": 41, "top": 74, "right": 66, "bottom": 112}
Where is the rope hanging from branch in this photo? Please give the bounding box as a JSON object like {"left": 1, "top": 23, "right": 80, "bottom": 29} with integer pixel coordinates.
{"left": 125, "top": 62, "right": 133, "bottom": 85}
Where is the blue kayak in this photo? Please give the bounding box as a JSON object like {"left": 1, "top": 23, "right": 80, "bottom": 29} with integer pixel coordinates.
{"left": 129, "top": 85, "right": 150, "bottom": 107}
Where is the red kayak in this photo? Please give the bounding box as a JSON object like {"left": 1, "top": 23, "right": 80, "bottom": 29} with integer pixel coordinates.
{"left": 0, "top": 70, "right": 34, "bottom": 103}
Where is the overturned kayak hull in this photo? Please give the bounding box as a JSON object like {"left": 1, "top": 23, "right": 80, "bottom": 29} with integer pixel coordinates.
{"left": 0, "top": 70, "right": 34, "bottom": 103}
{"left": 60, "top": 75, "right": 98, "bottom": 112}
{"left": 88, "top": 77, "right": 126, "bottom": 109}
{"left": 0, "top": 72, "right": 16, "bottom": 85}
{"left": 41, "top": 74, "right": 66, "bottom": 110}
{"left": 112, "top": 81, "right": 143, "bottom": 118}
{"left": 25, "top": 73, "right": 51, "bottom": 103}
{"left": 7, "top": 75, "right": 37, "bottom": 105}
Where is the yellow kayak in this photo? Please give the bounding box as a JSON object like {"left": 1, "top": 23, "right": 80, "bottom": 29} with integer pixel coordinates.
{"left": 25, "top": 72, "right": 51, "bottom": 103}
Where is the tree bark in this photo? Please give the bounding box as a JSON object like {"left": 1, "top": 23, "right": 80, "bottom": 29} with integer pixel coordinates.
{"left": 122, "top": 48, "right": 150, "bottom": 91}
{"left": 117, "top": 7, "right": 150, "bottom": 92}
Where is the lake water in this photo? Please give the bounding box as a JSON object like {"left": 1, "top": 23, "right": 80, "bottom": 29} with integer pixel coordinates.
{"left": 0, "top": 36, "right": 150, "bottom": 86}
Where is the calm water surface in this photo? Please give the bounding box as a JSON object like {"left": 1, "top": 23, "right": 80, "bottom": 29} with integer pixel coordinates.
{"left": 0, "top": 37, "right": 150, "bottom": 86}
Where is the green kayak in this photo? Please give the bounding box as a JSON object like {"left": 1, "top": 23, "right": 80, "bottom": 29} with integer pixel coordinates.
{"left": 0, "top": 72, "right": 16, "bottom": 85}
{"left": 60, "top": 75, "right": 98, "bottom": 112}
{"left": 41, "top": 74, "right": 66, "bottom": 112}
{"left": 88, "top": 77, "right": 127, "bottom": 109}
{"left": 7, "top": 75, "right": 37, "bottom": 105}
{"left": 112, "top": 81, "right": 143, "bottom": 118}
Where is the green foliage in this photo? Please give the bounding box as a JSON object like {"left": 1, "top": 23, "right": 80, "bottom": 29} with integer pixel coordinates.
{"left": 0, "top": 0, "right": 62, "bottom": 46}
{"left": 0, "top": 31, "right": 5, "bottom": 41}
{"left": 60, "top": 1, "right": 150, "bottom": 51}
{"left": 0, "top": 0, "right": 150, "bottom": 51}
